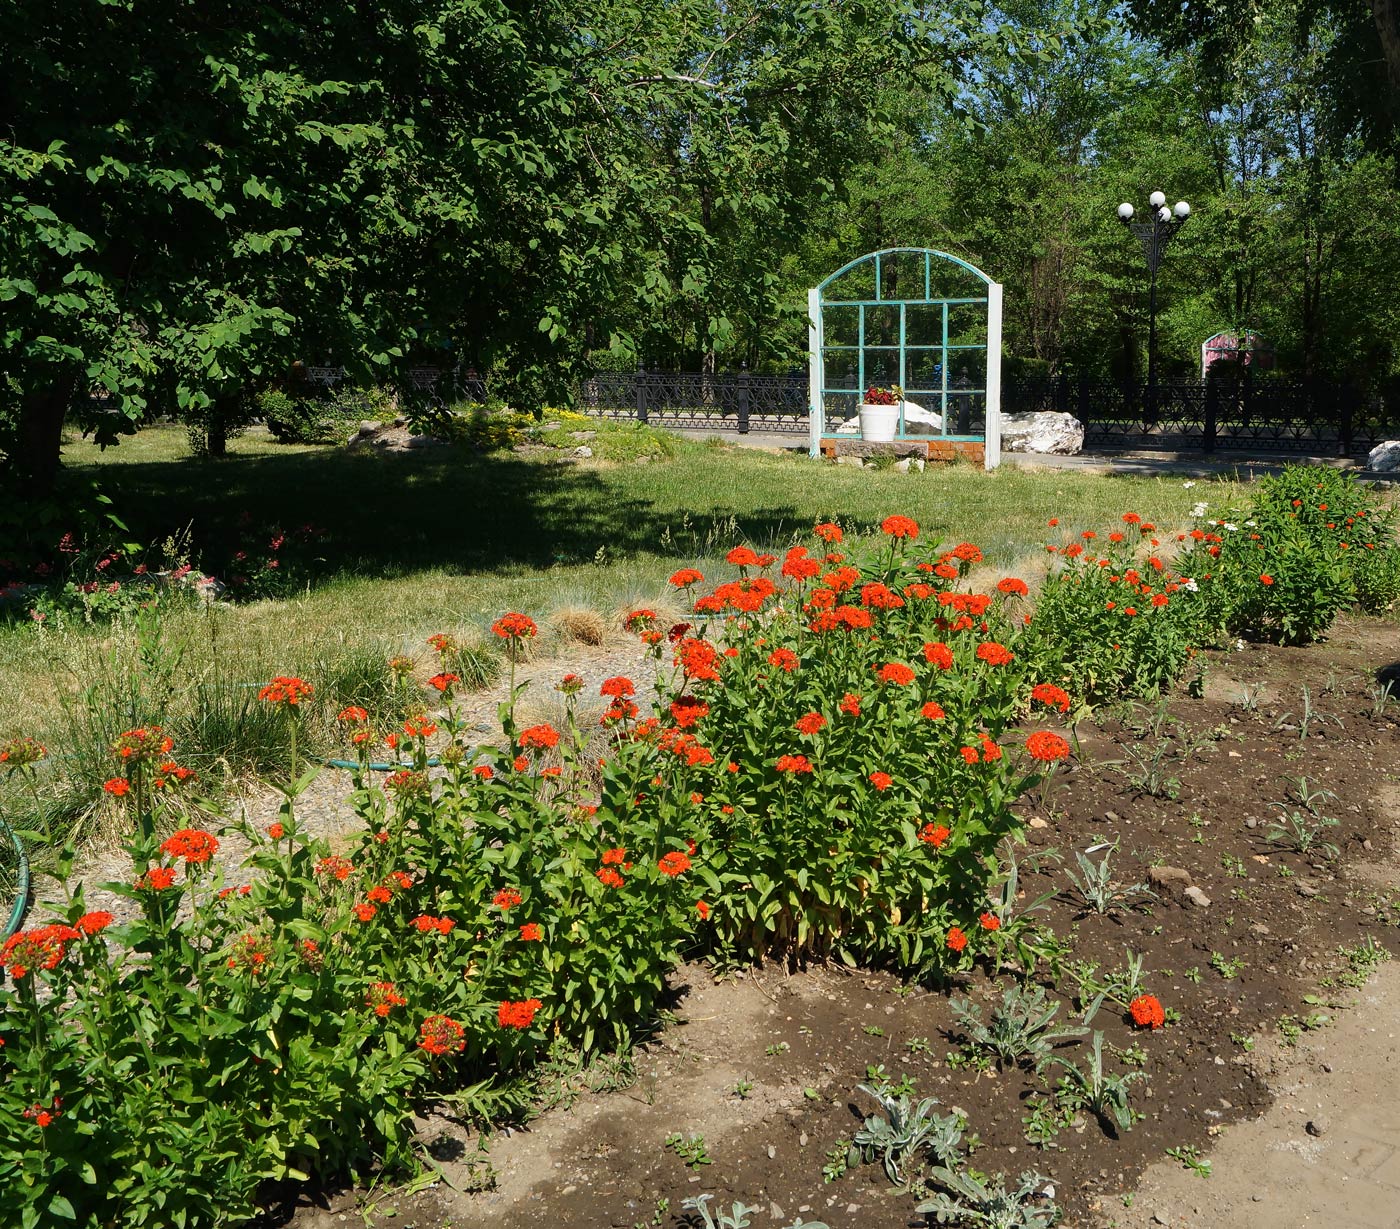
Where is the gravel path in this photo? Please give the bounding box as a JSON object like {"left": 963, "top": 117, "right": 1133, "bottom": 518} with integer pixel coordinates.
{"left": 61, "top": 633, "right": 660, "bottom": 927}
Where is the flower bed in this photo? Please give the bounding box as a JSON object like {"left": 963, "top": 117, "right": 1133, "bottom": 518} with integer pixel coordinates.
{"left": 1, "top": 466, "right": 1395, "bottom": 1227}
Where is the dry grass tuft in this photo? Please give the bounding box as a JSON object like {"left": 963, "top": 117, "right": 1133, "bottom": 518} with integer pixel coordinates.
{"left": 550, "top": 606, "right": 609, "bottom": 647}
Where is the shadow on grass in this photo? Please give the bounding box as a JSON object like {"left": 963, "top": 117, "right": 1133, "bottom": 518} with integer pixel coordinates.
{"left": 60, "top": 446, "right": 817, "bottom": 581}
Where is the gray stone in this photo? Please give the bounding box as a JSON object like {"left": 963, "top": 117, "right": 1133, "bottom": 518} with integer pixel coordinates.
{"left": 1001, "top": 410, "right": 1085, "bottom": 455}
{"left": 1367, "top": 440, "right": 1400, "bottom": 471}
{"left": 1182, "top": 886, "right": 1212, "bottom": 909}
{"left": 568, "top": 430, "right": 596, "bottom": 441}
{"left": 893, "top": 458, "right": 911, "bottom": 473}
{"left": 835, "top": 455, "right": 865, "bottom": 468}
{"left": 1306, "top": 1116, "right": 1329, "bottom": 1137}
{"left": 572, "top": 445, "right": 593, "bottom": 459}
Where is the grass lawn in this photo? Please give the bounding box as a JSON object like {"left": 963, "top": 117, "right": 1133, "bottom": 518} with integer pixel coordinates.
{"left": 0, "top": 420, "right": 1246, "bottom": 849}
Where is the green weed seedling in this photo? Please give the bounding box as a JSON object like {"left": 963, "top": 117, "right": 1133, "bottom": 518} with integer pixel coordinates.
{"left": 681, "top": 1193, "right": 831, "bottom": 1229}
{"left": 917, "top": 1168, "right": 1059, "bottom": 1227}
{"left": 1063, "top": 840, "right": 1155, "bottom": 915}
{"left": 1210, "top": 951, "right": 1245, "bottom": 980}
{"left": 950, "top": 984, "right": 1085, "bottom": 1072}
{"left": 665, "top": 1133, "right": 711, "bottom": 1169}
{"left": 1165, "top": 1145, "right": 1212, "bottom": 1177}
{"left": 1055, "top": 1032, "right": 1146, "bottom": 1135}
{"left": 853, "top": 1083, "right": 965, "bottom": 1187}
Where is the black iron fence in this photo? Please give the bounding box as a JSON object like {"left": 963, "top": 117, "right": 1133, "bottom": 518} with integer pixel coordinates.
{"left": 572, "top": 369, "right": 1398, "bottom": 457}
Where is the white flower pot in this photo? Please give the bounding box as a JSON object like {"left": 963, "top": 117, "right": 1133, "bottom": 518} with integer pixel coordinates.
{"left": 859, "top": 403, "right": 899, "bottom": 442}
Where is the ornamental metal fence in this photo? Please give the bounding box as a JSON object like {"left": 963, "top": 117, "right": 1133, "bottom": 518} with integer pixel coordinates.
{"left": 572, "top": 369, "right": 1399, "bottom": 457}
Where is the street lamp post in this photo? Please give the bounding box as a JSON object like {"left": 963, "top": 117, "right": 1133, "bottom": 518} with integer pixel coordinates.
{"left": 1117, "top": 192, "right": 1191, "bottom": 423}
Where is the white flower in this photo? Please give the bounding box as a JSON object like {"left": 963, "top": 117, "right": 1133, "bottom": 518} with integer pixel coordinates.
{"left": 1180, "top": 577, "right": 1199, "bottom": 592}
{"left": 1190, "top": 502, "right": 1208, "bottom": 518}
{"left": 1182, "top": 480, "right": 1196, "bottom": 489}
{"left": 1223, "top": 522, "right": 1239, "bottom": 532}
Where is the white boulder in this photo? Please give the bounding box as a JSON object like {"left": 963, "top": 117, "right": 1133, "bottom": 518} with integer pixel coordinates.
{"left": 1368, "top": 440, "right": 1400, "bottom": 472}
{"left": 833, "top": 400, "right": 943, "bottom": 436}
{"left": 1001, "top": 411, "right": 1084, "bottom": 455}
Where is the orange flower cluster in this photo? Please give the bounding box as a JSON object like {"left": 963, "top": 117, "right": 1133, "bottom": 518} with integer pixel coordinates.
{"left": 881, "top": 515, "right": 919, "bottom": 539}
{"left": 996, "top": 577, "right": 1029, "bottom": 597}
{"left": 160, "top": 829, "right": 219, "bottom": 865}
{"left": 412, "top": 915, "right": 455, "bottom": 935}
{"left": 1, "top": 923, "right": 82, "bottom": 978}
{"left": 227, "top": 933, "right": 272, "bottom": 976}
{"left": 774, "top": 754, "right": 815, "bottom": 774}
{"left": 868, "top": 771, "right": 893, "bottom": 791}
{"left": 670, "top": 697, "right": 710, "bottom": 729}
{"left": 133, "top": 867, "right": 177, "bottom": 892}
{"left": 112, "top": 726, "right": 174, "bottom": 764}
{"left": 0, "top": 736, "right": 45, "bottom": 769}
{"left": 518, "top": 723, "right": 561, "bottom": 750}
{"left": 946, "top": 927, "right": 968, "bottom": 952}
{"left": 492, "top": 612, "right": 538, "bottom": 639}
{"left": 1129, "top": 994, "right": 1166, "bottom": 1029}
{"left": 1025, "top": 731, "right": 1071, "bottom": 763}
{"left": 923, "top": 641, "right": 954, "bottom": 670}
{"left": 782, "top": 546, "right": 821, "bottom": 581}
{"left": 794, "top": 712, "right": 827, "bottom": 735}
{"left": 493, "top": 888, "right": 523, "bottom": 911}
{"left": 669, "top": 568, "right": 704, "bottom": 587}
{"left": 498, "top": 998, "right": 543, "bottom": 1029}
{"left": 519, "top": 922, "right": 543, "bottom": 941}
{"left": 258, "top": 677, "right": 314, "bottom": 706}
{"left": 696, "top": 576, "right": 778, "bottom": 614}
{"left": 767, "top": 647, "right": 799, "bottom": 672}
{"left": 918, "top": 823, "right": 950, "bottom": 847}
{"left": 419, "top": 1014, "right": 467, "bottom": 1055}
{"left": 975, "top": 642, "right": 1014, "bottom": 667}
{"left": 76, "top": 911, "right": 113, "bottom": 936}
{"left": 315, "top": 855, "right": 354, "bottom": 882}
{"left": 874, "top": 662, "right": 915, "bottom": 686}
{"left": 366, "top": 981, "right": 407, "bottom": 1017}
{"left": 676, "top": 637, "right": 721, "bottom": 681}
{"left": 814, "top": 521, "right": 843, "bottom": 543}
{"left": 427, "top": 672, "right": 460, "bottom": 693}
{"left": 1029, "top": 683, "right": 1071, "bottom": 713}
{"left": 658, "top": 851, "right": 692, "bottom": 877}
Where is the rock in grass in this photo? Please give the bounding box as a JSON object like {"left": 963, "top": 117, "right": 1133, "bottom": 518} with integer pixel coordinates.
{"left": 1182, "top": 886, "right": 1212, "bottom": 909}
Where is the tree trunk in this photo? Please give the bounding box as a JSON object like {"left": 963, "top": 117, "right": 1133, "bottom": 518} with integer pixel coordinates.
{"left": 1373, "top": 0, "right": 1400, "bottom": 97}
{"left": 207, "top": 395, "right": 236, "bottom": 458}
{"left": 13, "top": 379, "right": 75, "bottom": 498}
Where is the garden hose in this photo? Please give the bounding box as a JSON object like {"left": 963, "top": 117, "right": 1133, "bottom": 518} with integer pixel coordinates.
{"left": 310, "top": 754, "right": 442, "bottom": 772}
{"left": 1, "top": 814, "right": 30, "bottom": 939}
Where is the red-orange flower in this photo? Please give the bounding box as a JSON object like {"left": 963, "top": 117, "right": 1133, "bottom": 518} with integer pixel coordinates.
{"left": 923, "top": 641, "right": 954, "bottom": 670}
{"left": 103, "top": 778, "right": 130, "bottom": 796}
{"left": 1025, "top": 731, "right": 1071, "bottom": 763}
{"left": 601, "top": 846, "right": 628, "bottom": 865}
{"left": 1260, "top": 574, "right": 1274, "bottom": 585}
{"left": 946, "top": 927, "right": 968, "bottom": 953}
{"left": 75, "top": 911, "right": 113, "bottom": 937}
{"left": 979, "top": 912, "right": 1001, "bottom": 931}
{"left": 868, "top": 771, "right": 893, "bottom": 791}
{"left": 134, "top": 867, "right": 177, "bottom": 892}
{"left": 519, "top": 922, "right": 543, "bottom": 941}
{"left": 1, "top": 923, "right": 81, "bottom": 978}
{"left": 875, "top": 661, "right": 915, "bottom": 686}
{"left": 669, "top": 568, "right": 704, "bottom": 587}
{"left": 267, "top": 822, "right": 285, "bottom": 839}
{"left": 418, "top": 1014, "right": 467, "bottom": 1055}
{"left": 774, "top": 754, "right": 815, "bottom": 774}
{"left": 353, "top": 902, "right": 377, "bottom": 922}
{"left": 670, "top": 696, "right": 710, "bottom": 728}
{"left": 1129, "top": 994, "right": 1165, "bottom": 1029}
{"left": 0, "top": 737, "right": 45, "bottom": 768}
{"left": 921, "top": 701, "right": 945, "bottom": 720}
{"left": 492, "top": 612, "right": 538, "bottom": 639}
{"left": 794, "top": 712, "right": 827, "bottom": 735}
{"left": 996, "top": 577, "right": 1029, "bottom": 596}
{"left": 498, "top": 998, "right": 543, "bottom": 1029}
{"left": 1029, "top": 683, "right": 1071, "bottom": 713}
{"left": 881, "top": 515, "right": 919, "bottom": 540}
{"left": 596, "top": 867, "right": 625, "bottom": 889}
{"left": 975, "top": 642, "right": 1014, "bottom": 667}
{"left": 918, "top": 823, "right": 950, "bottom": 847}
{"left": 315, "top": 855, "right": 353, "bottom": 881}
{"left": 366, "top": 981, "right": 406, "bottom": 1017}
{"left": 518, "top": 723, "right": 561, "bottom": 750}
{"left": 412, "top": 915, "right": 455, "bottom": 934}
{"left": 600, "top": 677, "right": 635, "bottom": 699}
{"left": 658, "top": 851, "right": 692, "bottom": 876}
{"left": 768, "top": 647, "right": 799, "bottom": 672}
{"left": 493, "top": 887, "right": 523, "bottom": 910}
{"left": 367, "top": 884, "right": 392, "bottom": 904}
{"left": 428, "top": 672, "right": 460, "bottom": 692}
{"left": 160, "top": 829, "right": 218, "bottom": 865}
{"left": 259, "top": 676, "right": 314, "bottom": 706}
{"left": 814, "top": 522, "right": 843, "bottom": 543}
{"left": 840, "top": 693, "right": 862, "bottom": 716}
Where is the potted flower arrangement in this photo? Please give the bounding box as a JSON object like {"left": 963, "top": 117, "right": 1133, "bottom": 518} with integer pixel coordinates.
{"left": 859, "top": 385, "right": 902, "bottom": 443}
